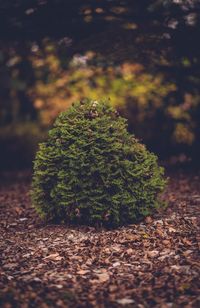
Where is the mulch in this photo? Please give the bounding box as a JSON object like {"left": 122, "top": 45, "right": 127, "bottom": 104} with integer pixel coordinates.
{"left": 0, "top": 169, "right": 199, "bottom": 307}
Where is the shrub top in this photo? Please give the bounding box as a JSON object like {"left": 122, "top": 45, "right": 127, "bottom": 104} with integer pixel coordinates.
{"left": 32, "top": 99, "right": 166, "bottom": 227}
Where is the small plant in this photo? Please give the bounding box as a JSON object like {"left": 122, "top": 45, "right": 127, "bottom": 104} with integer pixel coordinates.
{"left": 32, "top": 99, "right": 167, "bottom": 227}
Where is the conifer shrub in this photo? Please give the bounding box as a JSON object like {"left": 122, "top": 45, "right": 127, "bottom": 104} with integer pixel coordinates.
{"left": 32, "top": 99, "right": 167, "bottom": 227}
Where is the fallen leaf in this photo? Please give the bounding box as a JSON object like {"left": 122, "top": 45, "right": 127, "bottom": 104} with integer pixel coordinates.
{"left": 171, "top": 265, "right": 181, "bottom": 270}
{"left": 3, "top": 263, "right": 18, "bottom": 270}
{"left": 116, "top": 298, "right": 135, "bottom": 305}
{"left": 77, "top": 269, "right": 90, "bottom": 275}
{"left": 183, "top": 250, "right": 193, "bottom": 256}
{"left": 109, "top": 285, "right": 118, "bottom": 292}
{"left": 168, "top": 227, "right": 176, "bottom": 233}
{"left": 147, "top": 250, "right": 159, "bottom": 258}
{"left": 156, "top": 229, "right": 165, "bottom": 238}
{"left": 163, "top": 240, "right": 171, "bottom": 246}
{"left": 145, "top": 216, "right": 153, "bottom": 223}
{"left": 126, "top": 248, "right": 134, "bottom": 255}
{"left": 112, "top": 262, "right": 120, "bottom": 267}
{"left": 182, "top": 238, "right": 192, "bottom": 246}
{"left": 55, "top": 285, "right": 63, "bottom": 289}
{"left": 44, "top": 253, "right": 62, "bottom": 261}
{"left": 96, "top": 272, "right": 110, "bottom": 283}
{"left": 121, "top": 234, "right": 140, "bottom": 242}
{"left": 19, "top": 217, "right": 28, "bottom": 221}
{"left": 142, "top": 233, "right": 149, "bottom": 239}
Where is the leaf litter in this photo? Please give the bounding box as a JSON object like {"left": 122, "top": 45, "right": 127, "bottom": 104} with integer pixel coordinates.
{"left": 0, "top": 170, "right": 199, "bottom": 307}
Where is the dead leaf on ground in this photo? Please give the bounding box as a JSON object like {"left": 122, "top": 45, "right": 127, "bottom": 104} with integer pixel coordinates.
{"left": 116, "top": 298, "right": 135, "bottom": 305}
{"left": 43, "top": 253, "right": 63, "bottom": 261}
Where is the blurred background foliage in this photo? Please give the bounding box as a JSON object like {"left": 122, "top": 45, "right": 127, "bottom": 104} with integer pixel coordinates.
{"left": 0, "top": 0, "right": 200, "bottom": 169}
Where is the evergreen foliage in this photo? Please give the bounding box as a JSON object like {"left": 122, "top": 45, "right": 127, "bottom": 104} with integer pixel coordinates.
{"left": 32, "top": 99, "right": 167, "bottom": 227}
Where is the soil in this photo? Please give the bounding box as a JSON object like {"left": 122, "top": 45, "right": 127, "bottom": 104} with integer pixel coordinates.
{"left": 0, "top": 169, "right": 199, "bottom": 307}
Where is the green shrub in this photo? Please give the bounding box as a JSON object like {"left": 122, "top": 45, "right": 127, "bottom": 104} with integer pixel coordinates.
{"left": 32, "top": 99, "right": 167, "bottom": 227}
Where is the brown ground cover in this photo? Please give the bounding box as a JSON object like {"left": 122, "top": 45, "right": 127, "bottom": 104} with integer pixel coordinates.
{"left": 0, "top": 169, "right": 199, "bottom": 307}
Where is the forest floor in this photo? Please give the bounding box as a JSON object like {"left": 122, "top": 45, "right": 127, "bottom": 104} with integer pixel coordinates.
{"left": 0, "top": 169, "right": 199, "bottom": 308}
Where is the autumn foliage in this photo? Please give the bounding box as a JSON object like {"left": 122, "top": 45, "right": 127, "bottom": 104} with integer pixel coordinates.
{"left": 32, "top": 99, "right": 166, "bottom": 227}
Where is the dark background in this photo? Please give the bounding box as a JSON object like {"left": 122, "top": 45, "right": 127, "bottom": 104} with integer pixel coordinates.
{"left": 0, "top": 0, "right": 200, "bottom": 169}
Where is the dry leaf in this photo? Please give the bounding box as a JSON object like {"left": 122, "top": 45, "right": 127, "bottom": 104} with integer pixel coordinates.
{"left": 126, "top": 248, "right": 134, "bottom": 255}
{"left": 1, "top": 171, "right": 199, "bottom": 307}
{"left": 142, "top": 233, "right": 149, "bottom": 239}
{"left": 182, "top": 238, "right": 192, "bottom": 246}
{"left": 171, "top": 265, "right": 180, "bottom": 270}
{"left": 147, "top": 250, "right": 159, "bottom": 258}
{"left": 77, "top": 270, "right": 90, "bottom": 275}
{"left": 168, "top": 227, "right": 176, "bottom": 233}
{"left": 116, "top": 298, "right": 135, "bottom": 305}
{"left": 156, "top": 229, "right": 165, "bottom": 238}
{"left": 183, "top": 250, "right": 193, "bottom": 256}
{"left": 145, "top": 216, "right": 153, "bottom": 223}
{"left": 44, "top": 253, "right": 62, "bottom": 261}
{"left": 112, "top": 262, "right": 120, "bottom": 267}
{"left": 96, "top": 272, "right": 110, "bottom": 283}
{"left": 163, "top": 240, "right": 171, "bottom": 246}
{"left": 120, "top": 234, "right": 140, "bottom": 243}
{"left": 3, "top": 263, "right": 18, "bottom": 270}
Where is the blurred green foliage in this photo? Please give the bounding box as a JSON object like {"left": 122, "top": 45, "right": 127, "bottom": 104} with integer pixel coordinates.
{"left": 0, "top": 0, "right": 200, "bottom": 168}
